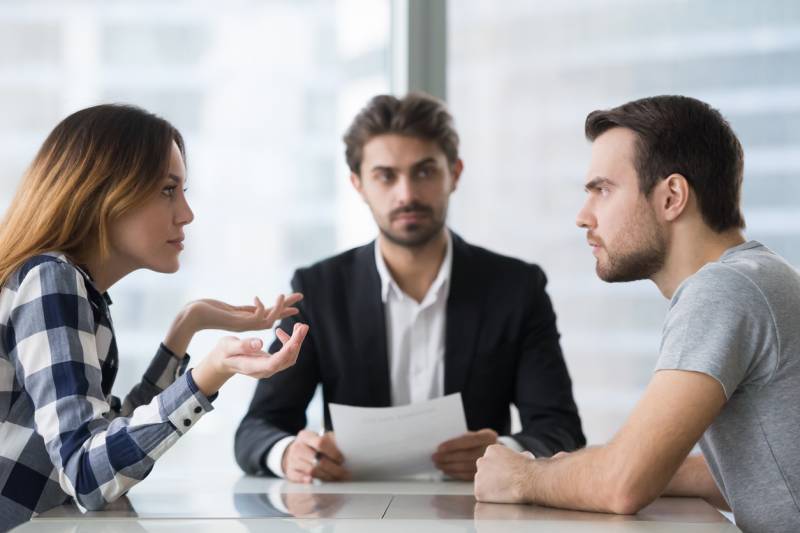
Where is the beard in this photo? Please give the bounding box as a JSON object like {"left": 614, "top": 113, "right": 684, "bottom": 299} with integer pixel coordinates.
{"left": 378, "top": 201, "right": 447, "bottom": 248}
{"left": 594, "top": 202, "right": 667, "bottom": 283}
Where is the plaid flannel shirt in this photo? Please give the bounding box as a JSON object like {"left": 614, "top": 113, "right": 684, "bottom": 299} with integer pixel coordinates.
{"left": 0, "top": 253, "right": 214, "bottom": 531}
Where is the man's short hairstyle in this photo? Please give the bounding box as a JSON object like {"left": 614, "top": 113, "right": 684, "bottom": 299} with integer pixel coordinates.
{"left": 343, "top": 92, "right": 460, "bottom": 175}
{"left": 585, "top": 95, "right": 745, "bottom": 233}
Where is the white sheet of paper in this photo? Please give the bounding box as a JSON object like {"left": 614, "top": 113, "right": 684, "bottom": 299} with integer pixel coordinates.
{"left": 329, "top": 393, "right": 468, "bottom": 479}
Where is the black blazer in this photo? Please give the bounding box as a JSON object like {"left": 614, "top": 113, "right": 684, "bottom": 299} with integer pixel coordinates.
{"left": 235, "top": 233, "right": 585, "bottom": 475}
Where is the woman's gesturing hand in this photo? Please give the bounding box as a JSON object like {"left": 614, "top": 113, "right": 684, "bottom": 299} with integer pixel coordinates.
{"left": 165, "top": 293, "right": 303, "bottom": 357}
{"left": 192, "top": 322, "right": 309, "bottom": 396}
{"left": 184, "top": 293, "right": 303, "bottom": 332}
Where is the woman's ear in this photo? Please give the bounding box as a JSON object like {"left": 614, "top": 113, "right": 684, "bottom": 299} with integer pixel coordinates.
{"left": 655, "top": 173, "right": 690, "bottom": 222}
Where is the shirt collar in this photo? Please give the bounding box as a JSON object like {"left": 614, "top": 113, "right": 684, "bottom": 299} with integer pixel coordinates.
{"left": 374, "top": 230, "right": 453, "bottom": 305}
{"left": 56, "top": 252, "right": 114, "bottom": 306}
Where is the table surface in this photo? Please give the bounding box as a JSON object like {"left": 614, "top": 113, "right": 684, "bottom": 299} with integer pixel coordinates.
{"left": 15, "top": 475, "right": 741, "bottom": 533}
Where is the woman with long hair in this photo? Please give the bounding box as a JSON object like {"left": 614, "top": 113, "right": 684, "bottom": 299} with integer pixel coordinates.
{"left": 0, "top": 104, "right": 309, "bottom": 530}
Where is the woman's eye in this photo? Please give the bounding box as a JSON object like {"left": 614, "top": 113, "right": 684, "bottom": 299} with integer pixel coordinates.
{"left": 162, "top": 186, "right": 177, "bottom": 198}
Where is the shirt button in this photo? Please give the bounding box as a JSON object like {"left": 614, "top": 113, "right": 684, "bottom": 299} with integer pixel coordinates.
{"left": 183, "top": 419, "right": 191, "bottom": 427}
{"left": 194, "top": 406, "right": 202, "bottom": 414}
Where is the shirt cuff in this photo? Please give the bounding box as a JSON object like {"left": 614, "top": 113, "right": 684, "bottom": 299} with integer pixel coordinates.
{"left": 267, "top": 483, "right": 290, "bottom": 515}
{"left": 266, "top": 435, "right": 296, "bottom": 478}
{"left": 144, "top": 343, "right": 190, "bottom": 391}
{"left": 159, "top": 369, "right": 214, "bottom": 435}
{"left": 498, "top": 436, "right": 528, "bottom": 454}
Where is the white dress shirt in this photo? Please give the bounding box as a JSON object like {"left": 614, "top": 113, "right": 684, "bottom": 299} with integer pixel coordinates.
{"left": 377, "top": 231, "right": 452, "bottom": 406}
{"left": 266, "top": 233, "right": 522, "bottom": 478}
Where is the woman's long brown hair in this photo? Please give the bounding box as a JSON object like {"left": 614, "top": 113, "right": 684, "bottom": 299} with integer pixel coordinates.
{"left": 0, "top": 104, "right": 185, "bottom": 287}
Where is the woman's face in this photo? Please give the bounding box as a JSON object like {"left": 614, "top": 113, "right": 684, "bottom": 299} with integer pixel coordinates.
{"left": 109, "top": 141, "right": 194, "bottom": 274}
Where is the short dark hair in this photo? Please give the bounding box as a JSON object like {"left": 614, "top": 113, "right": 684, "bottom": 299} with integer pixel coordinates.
{"left": 343, "top": 92, "right": 460, "bottom": 175}
{"left": 585, "top": 95, "right": 745, "bottom": 233}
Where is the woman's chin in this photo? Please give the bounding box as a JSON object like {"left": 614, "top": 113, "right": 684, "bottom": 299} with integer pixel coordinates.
{"left": 148, "top": 257, "right": 181, "bottom": 274}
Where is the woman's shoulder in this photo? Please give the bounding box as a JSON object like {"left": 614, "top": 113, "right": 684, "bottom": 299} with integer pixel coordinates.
{"left": 7, "top": 251, "right": 85, "bottom": 293}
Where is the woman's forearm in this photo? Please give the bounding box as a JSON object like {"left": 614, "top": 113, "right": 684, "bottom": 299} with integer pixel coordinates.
{"left": 163, "top": 308, "right": 196, "bottom": 357}
{"left": 191, "top": 358, "right": 232, "bottom": 397}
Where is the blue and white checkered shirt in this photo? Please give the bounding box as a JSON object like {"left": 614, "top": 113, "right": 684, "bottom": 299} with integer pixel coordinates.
{"left": 0, "top": 253, "right": 214, "bottom": 531}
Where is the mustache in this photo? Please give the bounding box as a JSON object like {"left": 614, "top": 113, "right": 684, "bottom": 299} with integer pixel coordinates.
{"left": 587, "top": 232, "right": 604, "bottom": 246}
{"left": 390, "top": 203, "right": 433, "bottom": 219}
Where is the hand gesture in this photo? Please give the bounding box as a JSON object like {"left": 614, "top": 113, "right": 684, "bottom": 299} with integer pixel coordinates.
{"left": 191, "top": 322, "right": 309, "bottom": 396}
{"left": 184, "top": 293, "right": 303, "bottom": 332}
{"left": 165, "top": 293, "right": 303, "bottom": 357}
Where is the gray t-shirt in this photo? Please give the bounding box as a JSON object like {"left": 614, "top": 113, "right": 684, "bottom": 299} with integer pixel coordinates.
{"left": 656, "top": 241, "right": 800, "bottom": 533}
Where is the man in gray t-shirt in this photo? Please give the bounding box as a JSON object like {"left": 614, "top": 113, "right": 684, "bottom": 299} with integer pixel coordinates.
{"left": 657, "top": 240, "right": 800, "bottom": 531}
{"left": 473, "top": 95, "right": 800, "bottom": 533}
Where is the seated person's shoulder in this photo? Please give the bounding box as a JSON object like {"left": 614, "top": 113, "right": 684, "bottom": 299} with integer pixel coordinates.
{"left": 675, "top": 258, "right": 776, "bottom": 309}
{"left": 291, "top": 243, "right": 373, "bottom": 291}
{"left": 9, "top": 252, "right": 80, "bottom": 292}
{"left": 682, "top": 243, "right": 800, "bottom": 302}
{"left": 463, "top": 240, "right": 547, "bottom": 284}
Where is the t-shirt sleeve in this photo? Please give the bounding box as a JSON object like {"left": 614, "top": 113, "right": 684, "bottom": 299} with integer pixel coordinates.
{"left": 655, "top": 264, "right": 779, "bottom": 399}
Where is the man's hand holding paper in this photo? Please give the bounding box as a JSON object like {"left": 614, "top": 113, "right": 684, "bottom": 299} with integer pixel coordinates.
{"left": 329, "top": 393, "right": 469, "bottom": 480}
{"left": 432, "top": 428, "right": 498, "bottom": 480}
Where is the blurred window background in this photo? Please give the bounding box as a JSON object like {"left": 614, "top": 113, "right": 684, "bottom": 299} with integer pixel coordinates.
{"left": 0, "top": 0, "right": 391, "bottom": 474}
{"left": 448, "top": 0, "right": 800, "bottom": 443}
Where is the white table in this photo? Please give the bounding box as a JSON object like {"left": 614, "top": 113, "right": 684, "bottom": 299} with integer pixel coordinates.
{"left": 15, "top": 475, "right": 740, "bottom": 532}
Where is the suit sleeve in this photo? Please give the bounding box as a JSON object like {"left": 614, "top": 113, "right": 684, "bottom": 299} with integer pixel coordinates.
{"left": 512, "top": 265, "right": 586, "bottom": 456}
{"left": 234, "top": 269, "right": 321, "bottom": 475}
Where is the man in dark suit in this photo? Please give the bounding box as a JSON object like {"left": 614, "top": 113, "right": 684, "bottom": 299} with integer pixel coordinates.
{"left": 235, "top": 93, "right": 585, "bottom": 483}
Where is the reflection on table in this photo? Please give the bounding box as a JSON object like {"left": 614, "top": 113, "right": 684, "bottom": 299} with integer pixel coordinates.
{"left": 18, "top": 477, "right": 740, "bottom": 533}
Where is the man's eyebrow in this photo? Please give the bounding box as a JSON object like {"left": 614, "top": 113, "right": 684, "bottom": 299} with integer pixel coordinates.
{"left": 370, "top": 158, "right": 437, "bottom": 173}
{"left": 584, "top": 176, "right": 615, "bottom": 191}
{"left": 411, "top": 157, "right": 437, "bottom": 168}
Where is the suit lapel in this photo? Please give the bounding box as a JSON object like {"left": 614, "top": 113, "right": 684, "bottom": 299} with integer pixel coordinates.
{"left": 444, "top": 233, "right": 484, "bottom": 395}
{"left": 350, "top": 241, "right": 392, "bottom": 406}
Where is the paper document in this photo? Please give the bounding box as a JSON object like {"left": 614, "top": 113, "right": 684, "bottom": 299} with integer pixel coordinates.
{"left": 329, "top": 393, "right": 468, "bottom": 479}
